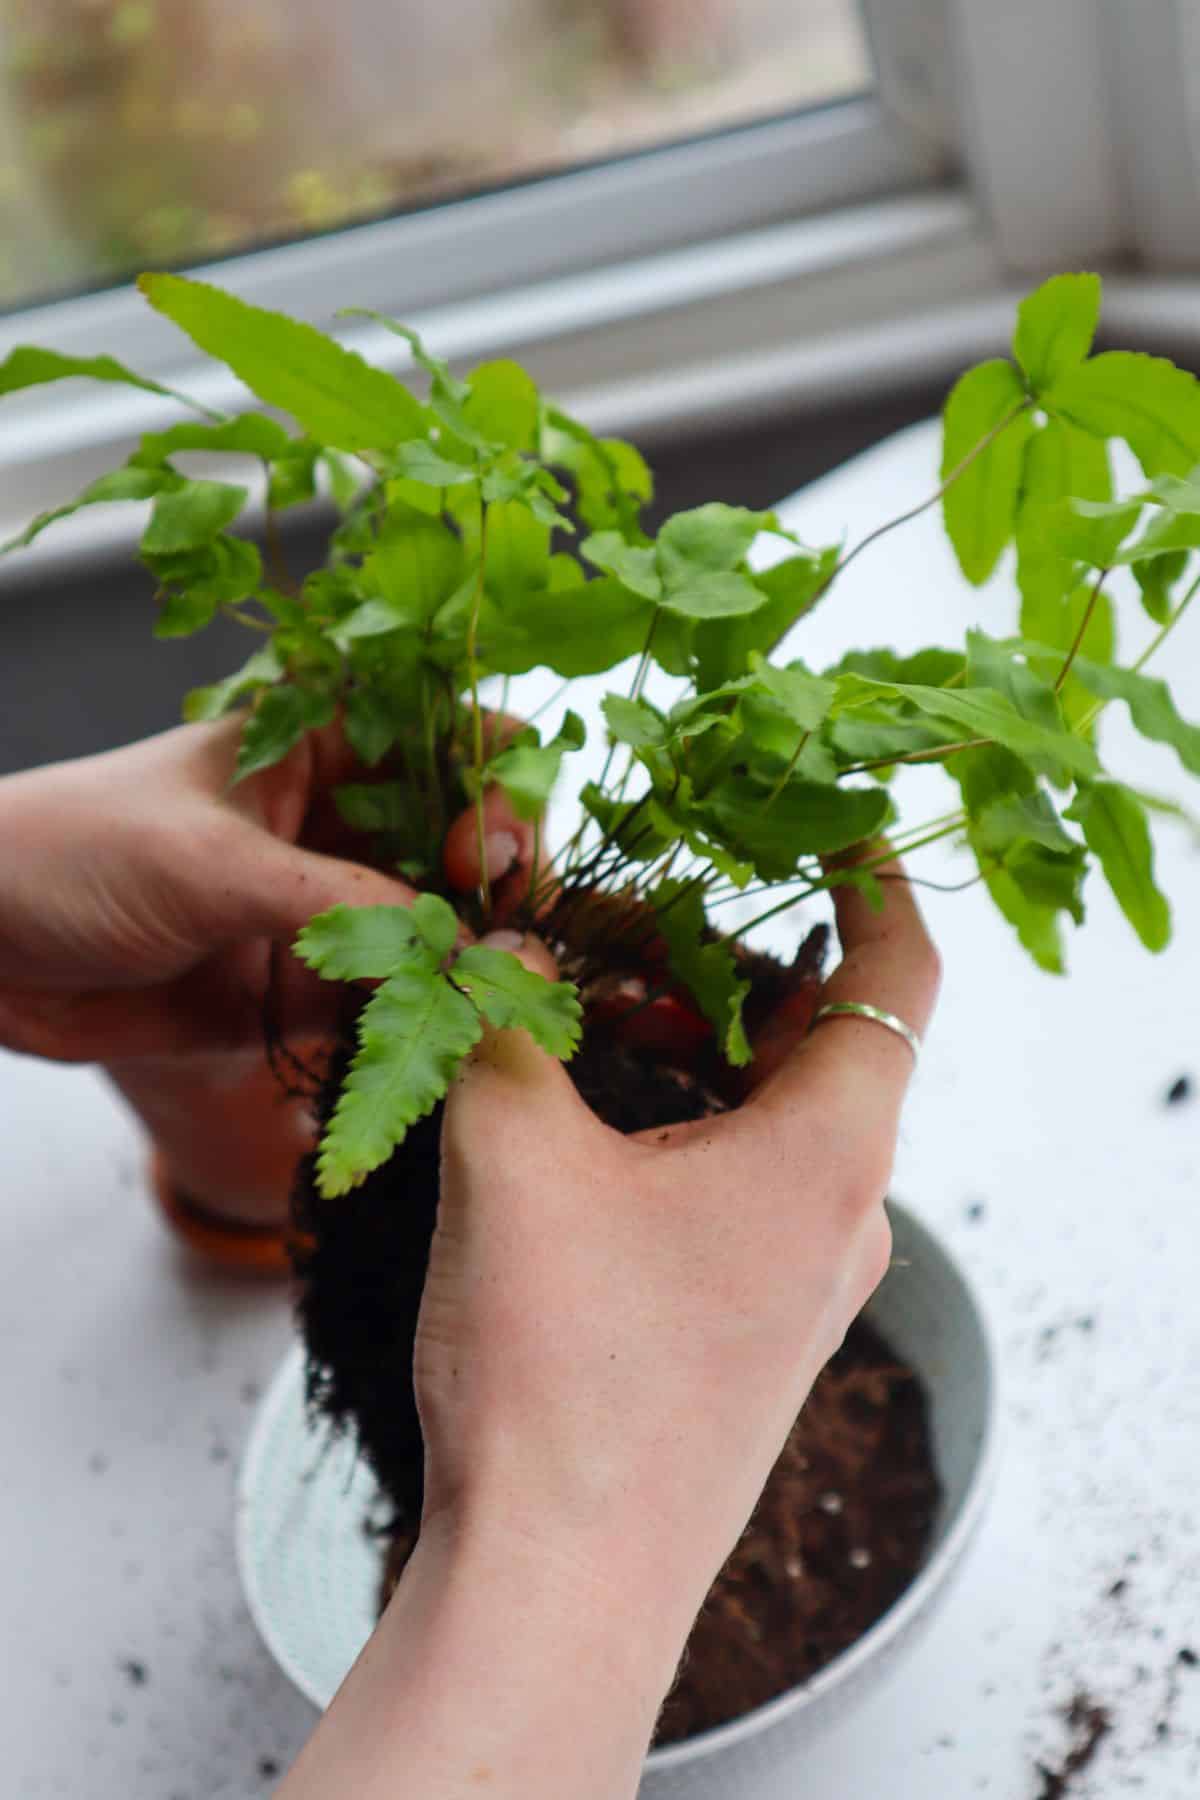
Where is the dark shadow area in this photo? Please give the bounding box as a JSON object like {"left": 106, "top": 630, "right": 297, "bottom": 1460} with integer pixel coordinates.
{"left": 0, "top": 385, "right": 942, "bottom": 776}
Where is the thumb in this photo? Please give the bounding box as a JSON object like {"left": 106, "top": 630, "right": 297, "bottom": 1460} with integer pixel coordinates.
{"left": 227, "top": 831, "right": 421, "bottom": 943}
{"left": 443, "top": 930, "right": 593, "bottom": 1143}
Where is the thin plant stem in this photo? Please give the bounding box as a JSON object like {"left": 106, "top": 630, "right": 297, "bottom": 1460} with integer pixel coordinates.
{"left": 765, "top": 730, "right": 810, "bottom": 805}
{"left": 725, "top": 818, "right": 966, "bottom": 941}
{"left": 1056, "top": 567, "right": 1109, "bottom": 694}
{"left": 467, "top": 499, "right": 491, "bottom": 916}
{"left": 820, "top": 403, "right": 1032, "bottom": 596}
{"left": 1073, "top": 567, "right": 1200, "bottom": 735}
{"left": 841, "top": 735, "right": 990, "bottom": 776}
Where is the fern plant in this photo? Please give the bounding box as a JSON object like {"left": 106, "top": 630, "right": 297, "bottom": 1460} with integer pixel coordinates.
{"left": 5, "top": 270, "right": 1200, "bottom": 1193}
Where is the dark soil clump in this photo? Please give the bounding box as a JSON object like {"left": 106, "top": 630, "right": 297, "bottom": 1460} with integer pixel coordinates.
{"left": 653, "top": 1317, "right": 937, "bottom": 1744}
{"left": 1035, "top": 1693, "right": 1112, "bottom": 1799}
{"left": 291, "top": 928, "right": 941, "bottom": 1742}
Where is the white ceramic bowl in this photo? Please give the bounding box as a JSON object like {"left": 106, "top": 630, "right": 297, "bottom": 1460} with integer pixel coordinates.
{"left": 236, "top": 1201, "right": 998, "bottom": 1796}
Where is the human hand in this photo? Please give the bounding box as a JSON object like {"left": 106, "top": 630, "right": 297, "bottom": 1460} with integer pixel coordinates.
{"left": 418, "top": 861, "right": 940, "bottom": 1656}
{"left": 281, "top": 860, "right": 939, "bottom": 1800}
{"left": 0, "top": 714, "right": 534, "bottom": 1065}
{"left": 0, "top": 717, "right": 535, "bottom": 1227}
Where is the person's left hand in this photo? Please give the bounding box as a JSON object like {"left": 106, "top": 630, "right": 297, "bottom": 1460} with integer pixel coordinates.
{"left": 0, "top": 714, "right": 534, "bottom": 1066}
{"left": 0, "top": 715, "right": 537, "bottom": 1228}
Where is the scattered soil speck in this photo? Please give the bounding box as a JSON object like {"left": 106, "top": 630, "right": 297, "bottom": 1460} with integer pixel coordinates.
{"left": 1178, "top": 1646, "right": 1197, "bottom": 1668}
{"left": 1106, "top": 1578, "right": 1127, "bottom": 1600}
{"left": 1165, "top": 1074, "right": 1192, "bottom": 1106}
{"left": 119, "top": 1658, "right": 148, "bottom": 1688}
{"left": 965, "top": 1199, "right": 987, "bottom": 1224}
{"left": 1034, "top": 1693, "right": 1111, "bottom": 1799}
{"left": 240, "top": 1380, "right": 262, "bottom": 1405}
{"left": 258, "top": 1756, "right": 281, "bottom": 1780}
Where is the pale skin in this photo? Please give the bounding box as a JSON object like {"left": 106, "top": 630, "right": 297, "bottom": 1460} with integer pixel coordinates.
{"left": 0, "top": 720, "right": 940, "bottom": 1799}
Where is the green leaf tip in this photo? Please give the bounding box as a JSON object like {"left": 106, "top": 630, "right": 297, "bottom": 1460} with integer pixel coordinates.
{"left": 138, "top": 272, "right": 424, "bottom": 451}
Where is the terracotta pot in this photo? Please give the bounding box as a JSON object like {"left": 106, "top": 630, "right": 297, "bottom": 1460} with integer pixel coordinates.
{"left": 107, "top": 1041, "right": 327, "bottom": 1278}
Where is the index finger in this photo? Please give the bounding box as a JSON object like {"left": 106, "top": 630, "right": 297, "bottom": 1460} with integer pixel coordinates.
{"left": 745, "top": 847, "right": 941, "bottom": 1136}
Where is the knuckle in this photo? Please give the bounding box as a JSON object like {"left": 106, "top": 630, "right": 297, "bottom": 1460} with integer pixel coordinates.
{"left": 0, "top": 994, "right": 81, "bottom": 1062}
{"left": 915, "top": 934, "right": 943, "bottom": 1000}
{"left": 856, "top": 1206, "right": 894, "bottom": 1301}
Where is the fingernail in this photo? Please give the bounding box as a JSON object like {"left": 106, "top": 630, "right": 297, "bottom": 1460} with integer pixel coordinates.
{"left": 483, "top": 831, "right": 520, "bottom": 881}
{"left": 480, "top": 929, "right": 524, "bottom": 952}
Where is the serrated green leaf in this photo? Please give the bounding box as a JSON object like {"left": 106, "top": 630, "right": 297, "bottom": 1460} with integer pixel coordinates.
{"left": 1, "top": 465, "right": 181, "bottom": 554}
{"left": 542, "top": 406, "right": 652, "bottom": 532}
{"left": 965, "top": 629, "right": 1073, "bottom": 784}
{"left": 569, "top": 434, "right": 652, "bottom": 533}
{"left": 388, "top": 442, "right": 477, "bottom": 487}
{"left": 649, "top": 879, "right": 751, "bottom": 1066}
{"left": 488, "top": 500, "right": 551, "bottom": 602}
{"left": 148, "top": 536, "right": 262, "bottom": 634}
{"left": 692, "top": 549, "right": 837, "bottom": 689}
{"left": 1022, "top": 583, "right": 1115, "bottom": 733}
{"left": 235, "top": 683, "right": 335, "bottom": 780}
{"left": 341, "top": 311, "right": 469, "bottom": 401}
{"left": 602, "top": 695, "right": 667, "bottom": 748}
{"left": 1112, "top": 506, "right": 1200, "bottom": 566}
{"left": 0, "top": 344, "right": 200, "bottom": 409}
{"left": 941, "top": 359, "right": 1033, "bottom": 584}
{"left": 838, "top": 674, "right": 1099, "bottom": 780}
{"left": 482, "top": 576, "right": 654, "bottom": 679}
{"left": 294, "top": 903, "right": 422, "bottom": 979}
{"left": 140, "top": 274, "right": 425, "bottom": 451}
{"left": 344, "top": 686, "right": 399, "bottom": 766}
{"left": 831, "top": 646, "right": 963, "bottom": 688}
{"left": 1039, "top": 497, "right": 1142, "bottom": 568}
{"left": 660, "top": 570, "right": 766, "bottom": 620}
{"left": 979, "top": 854, "right": 1079, "bottom": 974}
{"left": 268, "top": 439, "right": 321, "bottom": 510}
{"left": 463, "top": 360, "right": 538, "bottom": 451}
{"left": 329, "top": 599, "right": 412, "bottom": 648}
{"left": 580, "top": 530, "right": 661, "bottom": 599}
{"left": 141, "top": 480, "right": 248, "bottom": 553}
{"left": 1013, "top": 273, "right": 1102, "bottom": 393}
{"left": 323, "top": 450, "right": 363, "bottom": 513}
{"left": 453, "top": 947, "right": 581, "bottom": 1058}
{"left": 154, "top": 588, "right": 219, "bottom": 638}
{"left": 656, "top": 504, "right": 769, "bottom": 587}
{"left": 134, "top": 414, "right": 293, "bottom": 466}
{"left": 1067, "top": 783, "right": 1170, "bottom": 951}
{"left": 1049, "top": 351, "right": 1200, "bottom": 477}
{"left": 1133, "top": 550, "right": 1188, "bottom": 626}
{"left": 1067, "top": 658, "right": 1200, "bottom": 777}
{"left": 317, "top": 969, "right": 482, "bottom": 1194}
{"left": 411, "top": 893, "right": 460, "bottom": 961}
{"left": 974, "top": 791, "right": 1078, "bottom": 856}
{"left": 487, "top": 727, "right": 578, "bottom": 820}
{"left": 703, "top": 778, "right": 890, "bottom": 879}
{"left": 184, "top": 645, "right": 283, "bottom": 722}
{"left": 559, "top": 709, "right": 587, "bottom": 750}
{"left": 1016, "top": 417, "right": 1112, "bottom": 629}
{"left": 750, "top": 661, "right": 837, "bottom": 731}
{"left": 365, "top": 506, "right": 464, "bottom": 626}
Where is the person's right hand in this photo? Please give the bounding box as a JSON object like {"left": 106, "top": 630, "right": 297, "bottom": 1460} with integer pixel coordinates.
{"left": 419, "top": 858, "right": 940, "bottom": 1647}
{"left": 280, "top": 856, "right": 940, "bottom": 1800}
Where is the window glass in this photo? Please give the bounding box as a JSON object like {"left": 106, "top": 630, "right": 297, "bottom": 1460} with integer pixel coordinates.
{"left": 0, "top": 0, "right": 870, "bottom": 310}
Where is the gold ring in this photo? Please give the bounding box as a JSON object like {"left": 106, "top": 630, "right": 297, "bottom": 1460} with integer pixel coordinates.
{"left": 811, "top": 1001, "right": 921, "bottom": 1064}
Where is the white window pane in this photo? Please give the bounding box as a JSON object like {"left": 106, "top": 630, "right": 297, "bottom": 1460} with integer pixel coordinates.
{"left": 0, "top": 0, "right": 870, "bottom": 311}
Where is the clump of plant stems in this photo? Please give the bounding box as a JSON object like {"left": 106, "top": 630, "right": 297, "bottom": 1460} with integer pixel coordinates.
{"left": 5, "top": 271, "right": 1200, "bottom": 1192}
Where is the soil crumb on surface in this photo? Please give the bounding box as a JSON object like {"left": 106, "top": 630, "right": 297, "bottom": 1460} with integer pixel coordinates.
{"left": 1034, "top": 1693, "right": 1112, "bottom": 1799}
